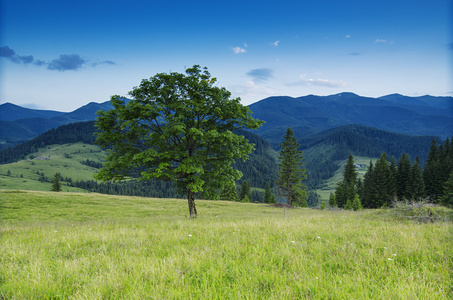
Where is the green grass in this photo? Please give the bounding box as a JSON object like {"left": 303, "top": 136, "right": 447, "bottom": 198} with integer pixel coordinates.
{"left": 0, "top": 143, "right": 105, "bottom": 192}
{"left": 1, "top": 190, "right": 452, "bottom": 299}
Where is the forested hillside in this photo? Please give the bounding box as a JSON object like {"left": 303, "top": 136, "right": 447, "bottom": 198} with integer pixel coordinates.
{"left": 0, "top": 121, "right": 280, "bottom": 202}
{"left": 301, "top": 125, "right": 437, "bottom": 189}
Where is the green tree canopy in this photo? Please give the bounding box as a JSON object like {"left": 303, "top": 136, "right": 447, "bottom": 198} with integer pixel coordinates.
{"left": 94, "top": 65, "right": 263, "bottom": 217}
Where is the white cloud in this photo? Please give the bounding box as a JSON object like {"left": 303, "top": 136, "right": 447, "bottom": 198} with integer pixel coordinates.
{"left": 345, "top": 35, "right": 351, "bottom": 38}
{"left": 232, "top": 46, "right": 247, "bottom": 54}
{"left": 375, "top": 39, "right": 387, "bottom": 43}
{"left": 272, "top": 40, "right": 280, "bottom": 46}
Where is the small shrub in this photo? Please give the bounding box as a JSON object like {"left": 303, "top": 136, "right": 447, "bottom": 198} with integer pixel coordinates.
{"left": 390, "top": 199, "right": 453, "bottom": 223}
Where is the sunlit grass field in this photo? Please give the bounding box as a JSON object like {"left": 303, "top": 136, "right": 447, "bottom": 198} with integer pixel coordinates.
{"left": 0, "top": 143, "right": 104, "bottom": 192}
{"left": 1, "top": 190, "right": 452, "bottom": 299}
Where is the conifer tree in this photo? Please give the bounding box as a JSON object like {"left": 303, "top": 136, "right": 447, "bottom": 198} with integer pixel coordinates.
{"left": 344, "top": 197, "right": 353, "bottom": 210}
{"left": 263, "top": 182, "right": 275, "bottom": 203}
{"left": 362, "top": 161, "right": 378, "bottom": 208}
{"left": 374, "top": 153, "right": 392, "bottom": 207}
{"left": 397, "top": 153, "right": 412, "bottom": 200}
{"left": 343, "top": 154, "right": 357, "bottom": 185}
{"left": 424, "top": 139, "right": 441, "bottom": 200}
{"left": 334, "top": 181, "right": 347, "bottom": 208}
{"left": 352, "top": 193, "right": 362, "bottom": 211}
{"left": 441, "top": 171, "right": 453, "bottom": 207}
{"left": 329, "top": 191, "right": 337, "bottom": 208}
{"left": 408, "top": 156, "right": 425, "bottom": 200}
{"left": 276, "top": 127, "right": 308, "bottom": 206}
{"left": 220, "top": 180, "right": 238, "bottom": 201}
{"left": 388, "top": 156, "right": 398, "bottom": 200}
{"left": 239, "top": 180, "right": 251, "bottom": 201}
{"left": 334, "top": 154, "right": 358, "bottom": 208}
{"left": 51, "top": 172, "right": 62, "bottom": 192}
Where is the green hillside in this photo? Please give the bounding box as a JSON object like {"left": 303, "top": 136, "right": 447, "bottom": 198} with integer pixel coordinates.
{"left": 0, "top": 143, "right": 104, "bottom": 192}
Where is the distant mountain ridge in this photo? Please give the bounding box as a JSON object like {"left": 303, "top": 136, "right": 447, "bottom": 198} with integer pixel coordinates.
{"left": 0, "top": 101, "right": 113, "bottom": 148}
{"left": 1, "top": 93, "right": 451, "bottom": 150}
{"left": 248, "top": 93, "right": 452, "bottom": 146}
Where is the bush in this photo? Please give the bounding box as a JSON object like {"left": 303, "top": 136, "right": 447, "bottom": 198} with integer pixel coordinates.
{"left": 390, "top": 199, "right": 453, "bottom": 223}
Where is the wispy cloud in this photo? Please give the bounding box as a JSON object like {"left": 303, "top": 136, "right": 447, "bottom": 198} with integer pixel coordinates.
{"left": 374, "top": 39, "right": 394, "bottom": 45}
{"left": 0, "top": 45, "right": 115, "bottom": 71}
{"left": 272, "top": 40, "right": 280, "bottom": 46}
{"left": 247, "top": 68, "right": 274, "bottom": 82}
{"left": 232, "top": 46, "right": 247, "bottom": 54}
{"left": 290, "top": 76, "right": 349, "bottom": 88}
{"left": 345, "top": 35, "right": 351, "bottom": 38}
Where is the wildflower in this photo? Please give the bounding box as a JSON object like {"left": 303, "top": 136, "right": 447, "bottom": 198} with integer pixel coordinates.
{"left": 393, "top": 254, "right": 397, "bottom": 256}
{"left": 291, "top": 241, "right": 295, "bottom": 244}
{"left": 388, "top": 258, "right": 392, "bottom": 260}
{"left": 317, "top": 236, "right": 321, "bottom": 239}
{"left": 188, "top": 234, "right": 192, "bottom": 237}
{"left": 383, "top": 247, "right": 387, "bottom": 249}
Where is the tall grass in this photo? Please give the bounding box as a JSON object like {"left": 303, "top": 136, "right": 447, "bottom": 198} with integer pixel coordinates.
{"left": 1, "top": 190, "right": 452, "bottom": 299}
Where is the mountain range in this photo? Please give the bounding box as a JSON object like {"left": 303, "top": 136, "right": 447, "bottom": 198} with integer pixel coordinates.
{"left": 248, "top": 93, "right": 452, "bottom": 148}
{"left": 0, "top": 93, "right": 451, "bottom": 151}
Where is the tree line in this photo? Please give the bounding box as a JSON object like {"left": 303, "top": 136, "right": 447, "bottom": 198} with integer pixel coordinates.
{"left": 331, "top": 138, "right": 453, "bottom": 209}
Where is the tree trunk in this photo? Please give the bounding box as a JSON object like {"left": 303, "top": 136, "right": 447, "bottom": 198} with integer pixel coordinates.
{"left": 188, "top": 190, "right": 197, "bottom": 218}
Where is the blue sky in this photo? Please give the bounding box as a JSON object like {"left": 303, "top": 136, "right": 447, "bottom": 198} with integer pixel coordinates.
{"left": 1, "top": 0, "right": 451, "bottom": 111}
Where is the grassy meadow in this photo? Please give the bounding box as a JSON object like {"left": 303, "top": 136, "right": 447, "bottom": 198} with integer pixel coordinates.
{"left": 1, "top": 190, "right": 452, "bottom": 299}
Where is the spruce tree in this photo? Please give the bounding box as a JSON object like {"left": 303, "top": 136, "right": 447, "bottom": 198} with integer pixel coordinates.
{"left": 334, "top": 154, "right": 358, "bottom": 208}
{"left": 441, "top": 171, "right": 453, "bottom": 207}
{"left": 362, "top": 161, "right": 378, "bottom": 208}
{"left": 220, "top": 180, "right": 238, "bottom": 201}
{"left": 423, "top": 139, "right": 441, "bottom": 200}
{"left": 388, "top": 157, "right": 398, "bottom": 201}
{"left": 263, "top": 182, "right": 275, "bottom": 203}
{"left": 51, "top": 173, "right": 62, "bottom": 192}
{"left": 352, "top": 193, "right": 362, "bottom": 211}
{"left": 397, "top": 153, "right": 411, "bottom": 200}
{"left": 239, "top": 180, "right": 251, "bottom": 201}
{"left": 343, "top": 154, "right": 357, "bottom": 185}
{"left": 329, "top": 192, "right": 337, "bottom": 208}
{"left": 408, "top": 156, "right": 425, "bottom": 200}
{"left": 276, "top": 127, "right": 308, "bottom": 206}
{"left": 334, "top": 181, "right": 347, "bottom": 208}
{"left": 374, "top": 153, "right": 392, "bottom": 207}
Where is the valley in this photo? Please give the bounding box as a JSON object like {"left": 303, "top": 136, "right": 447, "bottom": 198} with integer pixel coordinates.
{"left": 0, "top": 93, "right": 451, "bottom": 203}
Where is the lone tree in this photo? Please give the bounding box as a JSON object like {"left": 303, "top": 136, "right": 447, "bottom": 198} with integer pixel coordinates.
{"left": 94, "top": 65, "right": 262, "bottom": 217}
{"left": 51, "top": 173, "right": 62, "bottom": 192}
{"left": 276, "top": 127, "right": 308, "bottom": 206}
